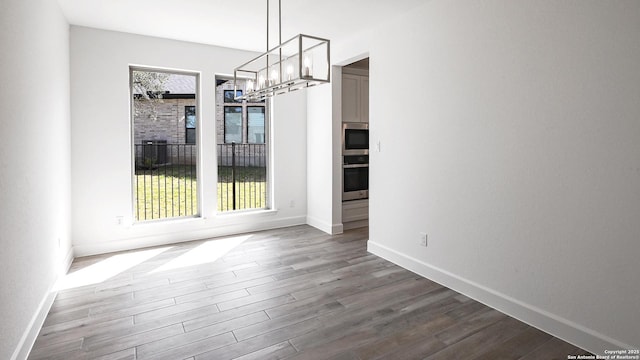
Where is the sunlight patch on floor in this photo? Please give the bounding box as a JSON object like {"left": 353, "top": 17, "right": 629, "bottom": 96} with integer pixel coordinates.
{"left": 149, "top": 235, "right": 250, "bottom": 274}
{"left": 55, "top": 247, "right": 171, "bottom": 291}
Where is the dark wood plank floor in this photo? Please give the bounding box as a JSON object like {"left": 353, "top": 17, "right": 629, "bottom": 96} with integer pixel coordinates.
{"left": 29, "top": 225, "right": 590, "bottom": 359}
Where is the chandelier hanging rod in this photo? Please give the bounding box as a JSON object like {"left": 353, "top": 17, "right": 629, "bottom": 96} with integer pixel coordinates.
{"left": 233, "top": 0, "right": 331, "bottom": 101}
{"left": 265, "top": 0, "right": 282, "bottom": 53}
{"left": 265, "top": 0, "right": 282, "bottom": 49}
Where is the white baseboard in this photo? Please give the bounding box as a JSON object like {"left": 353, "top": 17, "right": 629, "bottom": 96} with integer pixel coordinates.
{"left": 11, "top": 291, "right": 57, "bottom": 360}
{"left": 367, "top": 240, "right": 632, "bottom": 356}
{"left": 61, "top": 246, "right": 74, "bottom": 274}
{"left": 306, "top": 216, "right": 343, "bottom": 235}
{"left": 331, "top": 223, "right": 344, "bottom": 235}
{"left": 12, "top": 246, "right": 74, "bottom": 360}
{"left": 73, "top": 215, "right": 306, "bottom": 257}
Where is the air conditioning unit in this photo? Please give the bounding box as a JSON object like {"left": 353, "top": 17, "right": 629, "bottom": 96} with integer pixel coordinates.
{"left": 142, "top": 140, "right": 167, "bottom": 165}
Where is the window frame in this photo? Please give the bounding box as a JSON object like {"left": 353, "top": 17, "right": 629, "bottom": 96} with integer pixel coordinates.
{"left": 247, "top": 106, "right": 266, "bottom": 144}
{"left": 129, "top": 67, "right": 200, "bottom": 222}
{"left": 185, "top": 105, "right": 196, "bottom": 144}
{"left": 224, "top": 90, "right": 243, "bottom": 103}
{"left": 223, "top": 105, "right": 243, "bottom": 144}
{"left": 215, "top": 77, "right": 271, "bottom": 213}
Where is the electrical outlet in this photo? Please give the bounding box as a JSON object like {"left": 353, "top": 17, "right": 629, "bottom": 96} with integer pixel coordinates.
{"left": 419, "top": 232, "right": 428, "bottom": 247}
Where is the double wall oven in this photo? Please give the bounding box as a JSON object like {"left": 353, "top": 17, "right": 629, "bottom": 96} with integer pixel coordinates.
{"left": 343, "top": 123, "right": 369, "bottom": 201}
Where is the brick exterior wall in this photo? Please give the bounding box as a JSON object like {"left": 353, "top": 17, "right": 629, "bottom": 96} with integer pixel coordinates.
{"left": 215, "top": 80, "right": 266, "bottom": 145}
{"left": 216, "top": 80, "right": 267, "bottom": 167}
{"left": 133, "top": 98, "right": 197, "bottom": 165}
{"left": 133, "top": 98, "right": 196, "bottom": 145}
{"left": 133, "top": 79, "right": 266, "bottom": 167}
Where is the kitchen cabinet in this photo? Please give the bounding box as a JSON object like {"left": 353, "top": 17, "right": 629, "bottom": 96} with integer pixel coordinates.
{"left": 342, "top": 199, "right": 369, "bottom": 230}
{"left": 342, "top": 73, "right": 369, "bottom": 123}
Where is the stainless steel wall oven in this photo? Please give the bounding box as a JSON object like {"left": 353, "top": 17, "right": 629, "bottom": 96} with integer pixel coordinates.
{"left": 343, "top": 154, "right": 368, "bottom": 201}
{"left": 342, "top": 123, "right": 369, "bottom": 201}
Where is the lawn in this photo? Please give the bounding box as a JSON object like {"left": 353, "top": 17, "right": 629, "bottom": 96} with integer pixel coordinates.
{"left": 217, "top": 166, "right": 267, "bottom": 212}
{"left": 134, "top": 165, "right": 266, "bottom": 220}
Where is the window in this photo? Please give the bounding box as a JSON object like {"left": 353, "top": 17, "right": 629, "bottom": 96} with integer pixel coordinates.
{"left": 224, "top": 106, "right": 243, "bottom": 143}
{"left": 216, "top": 77, "right": 268, "bottom": 212}
{"left": 224, "top": 90, "right": 243, "bottom": 103}
{"left": 247, "top": 107, "right": 265, "bottom": 144}
{"left": 185, "top": 106, "right": 196, "bottom": 144}
{"left": 131, "top": 69, "right": 198, "bottom": 221}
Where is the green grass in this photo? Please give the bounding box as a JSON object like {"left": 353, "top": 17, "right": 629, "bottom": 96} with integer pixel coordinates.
{"left": 134, "top": 165, "right": 266, "bottom": 220}
{"left": 134, "top": 166, "right": 197, "bottom": 220}
{"left": 217, "top": 181, "right": 267, "bottom": 212}
{"left": 217, "top": 166, "right": 267, "bottom": 212}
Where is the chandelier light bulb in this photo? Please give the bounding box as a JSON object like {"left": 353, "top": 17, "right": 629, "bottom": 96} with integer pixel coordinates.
{"left": 286, "top": 64, "right": 294, "bottom": 81}
{"left": 303, "top": 56, "right": 312, "bottom": 77}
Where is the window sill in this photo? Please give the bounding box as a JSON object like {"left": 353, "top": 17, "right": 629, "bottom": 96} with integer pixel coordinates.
{"left": 129, "top": 209, "right": 279, "bottom": 227}
{"left": 214, "top": 208, "right": 278, "bottom": 218}
{"left": 132, "top": 215, "right": 202, "bottom": 227}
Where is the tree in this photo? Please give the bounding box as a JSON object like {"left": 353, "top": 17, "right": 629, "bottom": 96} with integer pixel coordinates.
{"left": 132, "top": 70, "right": 169, "bottom": 121}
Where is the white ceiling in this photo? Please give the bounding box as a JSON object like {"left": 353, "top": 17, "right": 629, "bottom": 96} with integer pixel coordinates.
{"left": 57, "top": 0, "right": 426, "bottom": 52}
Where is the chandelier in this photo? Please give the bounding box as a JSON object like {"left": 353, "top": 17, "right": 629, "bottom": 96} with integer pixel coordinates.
{"left": 233, "top": 0, "right": 330, "bottom": 102}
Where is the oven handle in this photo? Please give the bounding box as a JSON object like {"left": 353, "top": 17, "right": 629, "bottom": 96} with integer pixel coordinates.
{"left": 343, "top": 164, "right": 369, "bottom": 169}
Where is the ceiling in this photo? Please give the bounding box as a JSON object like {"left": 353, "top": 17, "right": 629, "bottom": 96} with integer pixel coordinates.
{"left": 57, "top": 0, "right": 426, "bottom": 52}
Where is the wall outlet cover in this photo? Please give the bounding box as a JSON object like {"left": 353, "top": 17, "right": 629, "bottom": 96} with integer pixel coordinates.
{"left": 419, "top": 232, "right": 427, "bottom": 247}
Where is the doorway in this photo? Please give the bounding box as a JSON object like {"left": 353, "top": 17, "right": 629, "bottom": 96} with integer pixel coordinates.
{"left": 341, "top": 57, "right": 370, "bottom": 231}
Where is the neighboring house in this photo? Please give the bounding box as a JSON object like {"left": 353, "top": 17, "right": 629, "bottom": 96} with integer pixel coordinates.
{"left": 132, "top": 75, "right": 267, "bottom": 167}
{"left": 133, "top": 74, "right": 197, "bottom": 166}
{"left": 215, "top": 78, "right": 267, "bottom": 167}
{"left": 133, "top": 74, "right": 197, "bottom": 146}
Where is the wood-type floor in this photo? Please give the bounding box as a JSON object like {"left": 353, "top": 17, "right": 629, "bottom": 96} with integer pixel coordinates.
{"left": 29, "top": 225, "right": 591, "bottom": 359}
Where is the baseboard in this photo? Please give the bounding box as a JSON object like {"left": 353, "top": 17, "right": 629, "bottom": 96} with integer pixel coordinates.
{"left": 11, "top": 246, "right": 74, "bottom": 360}
{"left": 61, "top": 246, "right": 74, "bottom": 274}
{"left": 306, "top": 216, "right": 343, "bottom": 235}
{"left": 367, "top": 240, "right": 632, "bottom": 356}
{"left": 73, "top": 215, "right": 307, "bottom": 257}
{"left": 10, "top": 291, "right": 56, "bottom": 360}
{"left": 331, "top": 223, "right": 344, "bottom": 235}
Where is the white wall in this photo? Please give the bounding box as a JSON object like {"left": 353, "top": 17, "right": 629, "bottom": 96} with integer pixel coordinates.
{"left": 272, "top": 89, "right": 308, "bottom": 222}
{"left": 70, "top": 27, "right": 307, "bottom": 256}
{"left": 306, "top": 83, "right": 339, "bottom": 233}
{"left": 362, "top": 0, "right": 640, "bottom": 353}
{"left": 0, "top": 0, "right": 72, "bottom": 359}
{"left": 305, "top": 37, "right": 372, "bottom": 235}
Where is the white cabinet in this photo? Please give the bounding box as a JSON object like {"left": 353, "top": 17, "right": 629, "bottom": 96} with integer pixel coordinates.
{"left": 342, "top": 199, "right": 369, "bottom": 230}
{"left": 342, "top": 73, "right": 369, "bottom": 123}
{"left": 361, "top": 76, "right": 369, "bottom": 124}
